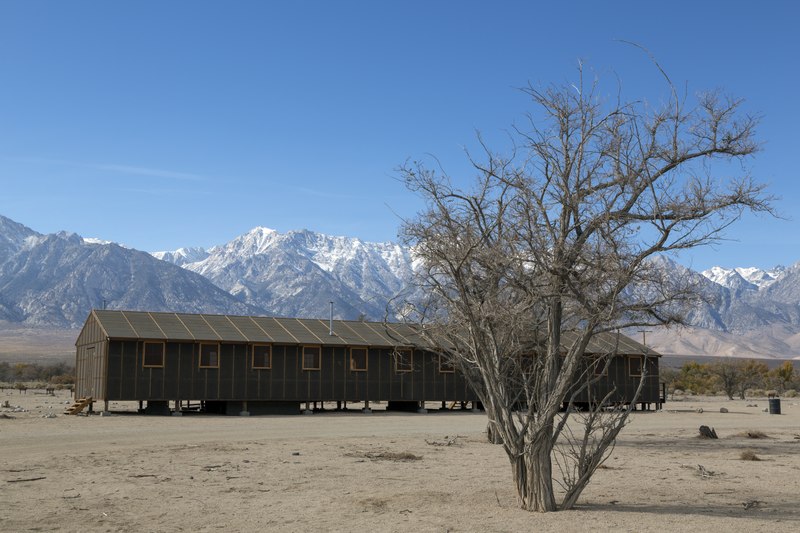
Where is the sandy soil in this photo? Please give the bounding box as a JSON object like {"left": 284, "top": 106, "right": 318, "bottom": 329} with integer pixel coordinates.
{"left": 2, "top": 391, "right": 800, "bottom": 532}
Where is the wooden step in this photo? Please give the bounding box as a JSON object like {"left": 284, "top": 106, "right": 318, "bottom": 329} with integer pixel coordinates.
{"left": 64, "top": 397, "right": 93, "bottom": 415}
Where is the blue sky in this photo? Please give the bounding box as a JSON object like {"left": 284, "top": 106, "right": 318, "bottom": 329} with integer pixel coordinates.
{"left": 0, "top": 1, "right": 797, "bottom": 271}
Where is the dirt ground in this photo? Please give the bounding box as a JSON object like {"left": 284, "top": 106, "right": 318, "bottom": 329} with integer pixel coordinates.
{"left": 2, "top": 391, "right": 799, "bottom": 532}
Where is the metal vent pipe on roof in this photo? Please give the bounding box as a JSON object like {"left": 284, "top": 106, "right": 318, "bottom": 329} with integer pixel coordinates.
{"left": 329, "top": 301, "right": 334, "bottom": 336}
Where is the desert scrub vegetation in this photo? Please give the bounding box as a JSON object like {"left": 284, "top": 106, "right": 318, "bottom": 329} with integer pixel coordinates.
{"left": 664, "top": 359, "right": 800, "bottom": 399}
{"left": 0, "top": 361, "right": 74, "bottom": 385}
{"left": 740, "top": 449, "right": 762, "bottom": 461}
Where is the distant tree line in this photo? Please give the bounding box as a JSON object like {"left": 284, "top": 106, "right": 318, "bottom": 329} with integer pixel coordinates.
{"left": 0, "top": 361, "right": 75, "bottom": 386}
{"left": 661, "top": 359, "right": 796, "bottom": 399}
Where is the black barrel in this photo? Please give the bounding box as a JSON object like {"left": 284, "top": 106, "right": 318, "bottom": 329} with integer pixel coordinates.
{"left": 768, "top": 398, "right": 781, "bottom": 414}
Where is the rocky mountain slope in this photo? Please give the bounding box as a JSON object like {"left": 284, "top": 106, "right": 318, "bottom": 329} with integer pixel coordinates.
{"left": 0, "top": 215, "right": 258, "bottom": 328}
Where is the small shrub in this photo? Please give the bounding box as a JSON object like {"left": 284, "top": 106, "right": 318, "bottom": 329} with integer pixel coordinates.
{"left": 783, "top": 389, "right": 798, "bottom": 398}
{"left": 50, "top": 374, "right": 75, "bottom": 385}
{"left": 740, "top": 449, "right": 761, "bottom": 461}
{"left": 749, "top": 389, "right": 766, "bottom": 398}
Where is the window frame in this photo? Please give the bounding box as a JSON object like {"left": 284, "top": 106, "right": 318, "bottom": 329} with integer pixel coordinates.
{"left": 439, "top": 354, "right": 456, "bottom": 374}
{"left": 302, "top": 345, "right": 321, "bottom": 371}
{"left": 350, "top": 347, "right": 368, "bottom": 372}
{"left": 628, "top": 355, "right": 643, "bottom": 377}
{"left": 199, "top": 342, "right": 220, "bottom": 369}
{"left": 394, "top": 348, "right": 413, "bottom": 373}
{"left": 142, "top": 341, "right": 165, "bottom": 368}
{"left": 593, "top": 356, "right": 609, "bottom": 376}
{"left": 252, "top": 344, "right": 272, "bottom": 370}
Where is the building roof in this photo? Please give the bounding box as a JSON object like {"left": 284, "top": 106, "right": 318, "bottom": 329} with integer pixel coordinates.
{"left": 83, "top": 309, "right": 659, "bottom": 356}
{"left": 86, "top": 309, "right": 424, "bottom": 347}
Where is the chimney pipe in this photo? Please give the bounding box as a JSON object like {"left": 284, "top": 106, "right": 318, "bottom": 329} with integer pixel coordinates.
{"left": 329, "top": 301, "right": 334, "bottom": 336}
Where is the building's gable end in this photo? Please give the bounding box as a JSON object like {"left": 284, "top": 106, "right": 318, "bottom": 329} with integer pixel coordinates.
{"left": 75, "top": 310, "right": 109, "bottom": 347}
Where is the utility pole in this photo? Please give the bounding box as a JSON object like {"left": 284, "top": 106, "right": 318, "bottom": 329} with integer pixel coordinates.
{"left": 638, "top": 329, "right": 650, "bottom": 354}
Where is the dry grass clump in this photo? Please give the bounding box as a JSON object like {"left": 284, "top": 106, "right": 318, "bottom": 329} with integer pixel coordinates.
{"left": 740, "top": 449, "right": 761, "bottom": 461}
{"left": 739, "top": 430, "right": 769, "bottom": 439}
{"left": 378, "top": 451, "right": 422, "bottom": 462}
{"left": 345, "top": 450, "right": 422, "bottom": 462}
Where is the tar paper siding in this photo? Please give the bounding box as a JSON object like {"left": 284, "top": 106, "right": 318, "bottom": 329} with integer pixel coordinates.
{"left": 572, "top": 354, "right": 660, "bottom": 404}
{"left": 102, "top": 340, "right": 475, "bottom": 403}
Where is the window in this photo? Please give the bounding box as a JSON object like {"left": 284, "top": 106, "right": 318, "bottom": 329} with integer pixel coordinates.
{"left": 439, "top": 354, "right": 455, "bottom": 373}
{"left": 350, "top": 347, "right": 368, "bottom": 371}
{"left": 593, "top": 357, "right": 608, "bottom": 376}
{"left": 252, "top": 344, "right": 272, "bottom": 369}
{"left": 143, "top": 342, "right": 165, "bottom": 368}
{"left": 628, "top": 355, "right": 643, "bottom": 377}
{"left": 302, "top": 346, "right": 321, "bottom": 370}
{"left": 199, "top": 343, "right": 220, "bottom": 368}
{"left": 394, "top": 349, "right": 413, "bottom": 373}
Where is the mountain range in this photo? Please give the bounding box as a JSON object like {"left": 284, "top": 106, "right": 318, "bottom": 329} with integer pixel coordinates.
{"left": 2, "top": 213, "right": 800, "bottom": 360}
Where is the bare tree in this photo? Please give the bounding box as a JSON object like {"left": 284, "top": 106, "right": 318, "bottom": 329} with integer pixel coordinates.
{"left": 398, "top": 64, "right": 771, "bottom": 512}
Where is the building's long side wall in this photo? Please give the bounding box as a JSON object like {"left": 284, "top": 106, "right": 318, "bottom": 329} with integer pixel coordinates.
{"left": 571, "top": 355, "right": 661, "bottom": 404}
{"left": 95, "top": 339, "right": 660, "bottom": 405}
{"left": 104, "top": 341, "right": 476, "bottom": 403}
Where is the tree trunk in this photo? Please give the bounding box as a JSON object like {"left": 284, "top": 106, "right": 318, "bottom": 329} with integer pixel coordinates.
{"left": 511, "top": 443, "right": 557, "bottom": 511}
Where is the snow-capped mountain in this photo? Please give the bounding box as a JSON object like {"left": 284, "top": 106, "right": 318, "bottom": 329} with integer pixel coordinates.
{"left": 738, "top": 266, "right": 786, "bottom": 288}
{"left": 701, "top": 266, "right": 758, "bottom": 292}
{"left": 634, "top": 260, "right": 800, "bottom": 357}
{"left": 702, "top": 265, "right": 785, "bottom": 290}
{"left": 152, "top": 247, "right": 210, "bottom": 267}
{"left": 157, "top": 227, "right": 414, "bottom": 320}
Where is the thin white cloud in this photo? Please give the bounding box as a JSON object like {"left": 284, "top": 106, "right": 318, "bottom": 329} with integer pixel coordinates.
{"left": 117, "top": 187, "right": 212, "bottom": 196}
{"left": 94, "top": 164, "right": 207, "bottom": 182}
{"left": 0, "top": 154, "right": 208, "bottom": 182}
